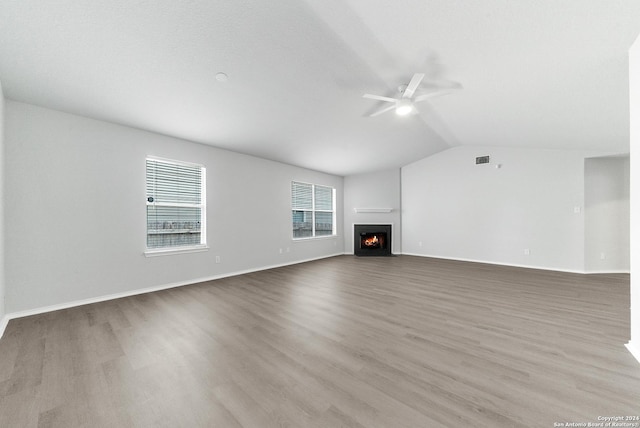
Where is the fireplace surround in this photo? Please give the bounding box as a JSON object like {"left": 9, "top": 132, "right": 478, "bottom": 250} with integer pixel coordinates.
{"left": 354, "top": 224, "right": 392, "bottom": 256}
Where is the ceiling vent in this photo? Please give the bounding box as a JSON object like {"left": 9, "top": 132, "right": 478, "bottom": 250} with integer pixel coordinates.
{"left": 475, "top": 155, "right": 490, "bottom": 165}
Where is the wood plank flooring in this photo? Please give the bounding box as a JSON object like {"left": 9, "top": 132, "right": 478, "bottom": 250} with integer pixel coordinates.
{"left": 0, "top": 255, "right": 638, "bottom": 427}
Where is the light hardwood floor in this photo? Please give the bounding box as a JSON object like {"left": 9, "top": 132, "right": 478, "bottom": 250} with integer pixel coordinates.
{"left": 0, "top": 255, "right": 638, "bottom": 427}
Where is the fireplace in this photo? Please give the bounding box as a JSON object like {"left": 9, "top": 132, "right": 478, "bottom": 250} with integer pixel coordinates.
{"left": 354, "top": 224, "right": 392, "bottom": 256}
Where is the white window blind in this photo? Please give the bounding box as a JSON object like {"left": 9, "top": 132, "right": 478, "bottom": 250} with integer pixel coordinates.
{"left": 146, "top": 158, "right": 206, "bottom": 251}
{"left": 291, "top": 181, "right": 335, "bottom": 239}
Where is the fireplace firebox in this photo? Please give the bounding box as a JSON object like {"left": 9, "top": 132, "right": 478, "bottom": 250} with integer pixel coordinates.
{"left": 354, "top": 224, "right": 392, "bottom": 256}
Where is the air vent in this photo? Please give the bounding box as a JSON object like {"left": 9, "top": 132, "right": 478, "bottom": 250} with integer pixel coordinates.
{"left": 476, "top": 155, "right": 490, "bottom": 165}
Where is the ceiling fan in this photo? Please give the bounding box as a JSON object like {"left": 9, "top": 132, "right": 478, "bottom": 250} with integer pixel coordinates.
{"left": 363, "top": 73, "right": 457, "bottom": 117}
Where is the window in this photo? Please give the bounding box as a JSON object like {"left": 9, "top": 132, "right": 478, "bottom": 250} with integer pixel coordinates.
{"left": 146, "top": 157, "right": 206, "bottom": 254}
{"left": 291, "top": 181, "right": 335, "bottom": 239}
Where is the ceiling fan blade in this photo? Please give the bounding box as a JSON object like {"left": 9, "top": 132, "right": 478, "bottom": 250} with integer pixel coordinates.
{"left": 369, "top": 104, "right": 396, "bottom": 117}
{"left": 363, "top": 94, "right": 397, "bottom": 103}
{"left": 414, "top": 90, "right": 452, "bottom": 103}
{"left": 403, "top": 73, "right": 425, "bottom": 99}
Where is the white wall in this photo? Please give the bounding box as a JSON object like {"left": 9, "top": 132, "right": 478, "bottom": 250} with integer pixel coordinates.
{"left": 4, "top": 101, "right": 344, "bottom": 314}
{"left": 401, "top": 146, "right": 593, "bottom": 272}
{"left": 343, "top": 169, "right": 401, "bottom": 254}
{"left": 0, "top": 81, "right": 5, "bottom": 327}
{"left": 628, "top": 35, "right": 640, "bottom": 363}
{"left": 584, "top": 156, "right": 630, "bottom": 273}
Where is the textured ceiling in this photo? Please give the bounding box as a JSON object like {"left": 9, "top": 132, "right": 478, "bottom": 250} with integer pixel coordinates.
{"left": 1, "top": 0, "right": 639, "bottom": 175}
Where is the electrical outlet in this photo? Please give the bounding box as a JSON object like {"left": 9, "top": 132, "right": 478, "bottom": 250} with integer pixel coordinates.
{"left": 279, "top": 248, "right": 283, "bottom": 254}
{"left": 524, "top": 249, "right": 530, "bottom": 256}
{"left": 215, "top": 255, "right": 221, "bottom": 263}
{"left": 600, "top": 252, "right": 606, "bottom": 260}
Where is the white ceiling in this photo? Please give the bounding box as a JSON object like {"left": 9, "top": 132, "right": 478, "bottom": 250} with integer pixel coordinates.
{"left": 1, "top": 1, "right": 639, "bottom": 176}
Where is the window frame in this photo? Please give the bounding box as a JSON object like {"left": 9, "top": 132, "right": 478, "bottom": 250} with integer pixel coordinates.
{"left": 144, "top": 156, "right": 208, "bottom": 257}
{"left": 291, "top": 180, "right": 336, "bottom": 240}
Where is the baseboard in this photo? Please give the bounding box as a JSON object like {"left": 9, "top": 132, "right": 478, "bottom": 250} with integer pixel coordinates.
{"left": 400, "top": 252, "right": 590, "bottom": 274}
{"left": 584, "top": 269, "right": 631, "bottom": 274}
{"left": 626, "top": 341, "right": 640, "bottom": 365}
{"left": 0, "top": 252, "right": 344, "bottom": 339}
{"left": 0, "top": 315, "right": 9, "bottom": 340}
{"left": 345, "top": 251, "right": 628, "bottom": 274}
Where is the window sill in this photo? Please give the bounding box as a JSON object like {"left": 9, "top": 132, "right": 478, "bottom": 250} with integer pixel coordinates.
{"left": 292, "top": 235, "right": 338, "bottom": 242}
{"left": 144, "top": 245, "right": 209, "bottom": 257}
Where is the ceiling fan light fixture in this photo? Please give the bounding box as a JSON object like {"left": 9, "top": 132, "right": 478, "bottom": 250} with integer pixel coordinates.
{"left": 395, "top": 98, "right": 413, "bottom": 116}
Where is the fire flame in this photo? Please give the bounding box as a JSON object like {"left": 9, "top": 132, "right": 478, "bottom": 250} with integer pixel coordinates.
{"left": 363, "top": 235, "right": 379, "bottom": 246}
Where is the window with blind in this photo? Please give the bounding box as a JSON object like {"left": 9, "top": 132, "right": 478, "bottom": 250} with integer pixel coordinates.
{"left": 146, "top": 157, "right": 206, "bottom": 253}
{"left": 291, "top": 181, "right": 335, "bottom": 239}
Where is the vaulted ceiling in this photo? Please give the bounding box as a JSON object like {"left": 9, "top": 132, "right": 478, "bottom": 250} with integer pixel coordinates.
{"left": 1, "top": 1, "right": 639, "bottom": 175}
